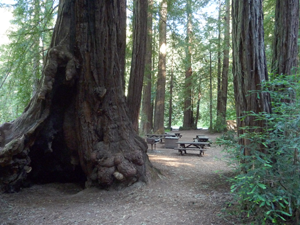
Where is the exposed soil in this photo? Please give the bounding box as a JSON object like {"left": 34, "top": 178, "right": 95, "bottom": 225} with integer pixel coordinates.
{"left": 0, "top": 130, "right": 237, "bottom": 225}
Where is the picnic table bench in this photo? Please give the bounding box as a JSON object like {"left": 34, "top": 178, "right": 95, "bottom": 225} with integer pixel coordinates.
{"left": 175, "top": 141, "right": 210, "bottom": 156}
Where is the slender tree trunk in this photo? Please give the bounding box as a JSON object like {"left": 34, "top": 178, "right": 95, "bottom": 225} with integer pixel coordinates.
{"left": 0, "top": 0, "right": 155, "bottom": 193}
{"left": 150, "top": 24, "right": 157, "bottom": 131}
{"left": 272, "top": 0, "right": 299, "bottom": 76}
{"left": 183, "top": 0, "right": 193, "bottom": 129}
{"left": 141, "top": 0, "right": 153, "bottom": 135}
{"left": 209, "top": 48, "right": 213, "bottom": 131}
{"left": 216, "top": 0, "right": 222, "bottom": 121}
{"left": 232, "top": 0, "right": 272, "bottom": 155}
{"left": 218, "top": 0, "right": 230, "bottom": 131}
{"left": 154, "top": 0, "right": 167, "bottom": 134}
{"left": 194, "top": 82, "right": 201, "bottom": 128}
{"left": 168, "top": 51, "right": 174, "bottom": 129}
{"left": 127, "top": 0, "right": 148, "bottom": 131}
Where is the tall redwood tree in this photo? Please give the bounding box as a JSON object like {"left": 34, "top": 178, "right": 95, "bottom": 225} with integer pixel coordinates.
{"left": 154, "top": 0, "right": 168, "bottom": 134}
{"left": 141, "top": 0, "right": 153, "bottom": 135}
{"left": 272, "top": 0, "right": 299, "bottom": 76}
{"left": 232, "top": 0, "right": 272, "bottom": 154}
{"left": 217, "top": 0, "right": 230, "bottom": 131}
{"left": 127, "top": 0, "right": 148, "bottom": 131}
{"left": 183, "top": 0, "right": 193, "bottom": 129}
{"left": 0, "top": 0, "right": 155, "bottom": 192}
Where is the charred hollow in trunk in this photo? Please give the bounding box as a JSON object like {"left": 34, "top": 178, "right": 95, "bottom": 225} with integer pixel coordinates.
{"left": 28, "top": 68, "right": 86, "bottom": 184}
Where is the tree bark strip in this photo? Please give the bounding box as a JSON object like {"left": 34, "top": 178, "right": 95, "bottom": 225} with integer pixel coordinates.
{"left": 218, "top": 0, "right": 230, "bottom": 131}
{"left": 232, "top": 0, "right": 272, "bottom": 155}
{"left": 272, "top": 0, "right": 299, "bottom": 76}
{"left": 154, "top": 0, "right": 167, "bottom": 134}
{"left": 209, "top": 48, "right": 213, "bottom": 131}
{"left": 141, "top": 0, "right": 153, "bottom": 135}
{"left": 127, "top": 0, "right": 148, "bottom": 132}
{"left": 168, "top": 47, "right": 174, "bottom": 129}
{"left": 216, "top": 0, "right": 222, "bottom": 124}
{"left": 183, "top": 0, "right": 193, "bottom": 129}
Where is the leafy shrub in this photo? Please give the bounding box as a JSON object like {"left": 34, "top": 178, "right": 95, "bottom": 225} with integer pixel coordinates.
{"left": 217, "top": 75, "right": 300, "bottom": 224}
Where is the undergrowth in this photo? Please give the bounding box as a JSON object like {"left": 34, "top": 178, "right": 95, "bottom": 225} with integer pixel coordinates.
{"left": 217, "top": 75, "right": 300, "bottom": 224}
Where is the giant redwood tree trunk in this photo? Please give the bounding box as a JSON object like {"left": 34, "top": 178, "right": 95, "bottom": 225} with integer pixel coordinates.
{"left": 0, "top": 0, "right": 155, "bottom": 192}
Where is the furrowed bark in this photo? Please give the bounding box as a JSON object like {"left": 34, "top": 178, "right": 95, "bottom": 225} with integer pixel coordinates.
{"left": 232, "top": 0, "right": 272, "bottom": 155}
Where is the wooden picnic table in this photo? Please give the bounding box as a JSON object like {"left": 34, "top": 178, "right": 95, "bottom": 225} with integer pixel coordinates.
{"left": 175, "top": 141, "right": 210, "bottom": 156}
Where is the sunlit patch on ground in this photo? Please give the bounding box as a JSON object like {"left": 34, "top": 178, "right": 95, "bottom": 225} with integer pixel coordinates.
{"left": 148, "top": 155, "right": 195, "bottom": 168}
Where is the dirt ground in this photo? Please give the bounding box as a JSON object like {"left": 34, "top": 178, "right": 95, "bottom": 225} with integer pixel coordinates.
{"left": 0, "top": 130, "right": 237, "bottom": 225}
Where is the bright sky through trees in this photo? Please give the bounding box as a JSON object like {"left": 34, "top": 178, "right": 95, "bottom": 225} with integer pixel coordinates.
{"left": 0, "top": 0, "right": 16, "bottom": 44}
{"left": 0, "top": 0, "right": 218, "bottom": 45}
{"left": 0, "top": 7, "right": 13, "bottom": 45}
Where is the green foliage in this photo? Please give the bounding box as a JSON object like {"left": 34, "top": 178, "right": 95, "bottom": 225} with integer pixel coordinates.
{"left": 0, "top": 0, "right": 56, "bottom": 123}
{"left": 217, "top": 75, "right": 300, "bottom": 224}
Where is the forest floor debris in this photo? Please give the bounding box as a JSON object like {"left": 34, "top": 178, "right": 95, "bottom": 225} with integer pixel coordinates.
{"left": 0, "top": 130, "right": 238, "bottom": 225}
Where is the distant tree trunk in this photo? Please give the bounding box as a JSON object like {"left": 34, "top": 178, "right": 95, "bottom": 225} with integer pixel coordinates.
{"left": 168, "top": 51, "right": 174, "bottom": 129}
{"left": 154, "top": 0, "right": 167, "bottom": 134}
{"left": 217, "top": 0, "right": 230, "bottom": 131}
{"left": 232, "top": 0, "right": 272, "bottom": 155}
{"left": 0, "top": 0, "right": 155, "bottom": 193}
{"left": 127, "top": 0, "right": 148, "bottom": 131}
{"left": 141, "top": 0, "right": 153, "bottom": 135}
{"left": 183, "top": 0, "right": 193, "bottom": 129}
{"left": 272, "top": 0, "right": 299, "bottom": 76}
{"left": 216, "top": 0, "right": 222, "bottom": 124}
{"left": 209, "top": 47, "right": 213, "bottom": 131}
{"left": 194, "top": 82, "right": 202, "bottom": 128}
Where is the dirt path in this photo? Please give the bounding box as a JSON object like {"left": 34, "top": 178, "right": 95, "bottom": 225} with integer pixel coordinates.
{"left": 0, "top": 130, "right": 235, "bottom": 225}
